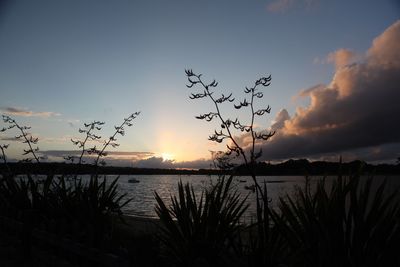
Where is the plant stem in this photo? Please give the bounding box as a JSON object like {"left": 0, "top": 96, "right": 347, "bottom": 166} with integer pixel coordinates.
{"left": 0, "top": 145, "right": 12, "bottom": 174}
{"left": 94, "top": 114, "right": 138, "bottom": 167}
{"left": 195, "top": 74, "right": 264, "bottom": 197}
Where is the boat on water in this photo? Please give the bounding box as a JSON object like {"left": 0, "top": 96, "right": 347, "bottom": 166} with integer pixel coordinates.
{"left": 128, "top": 178, "right": 140, "bottom": 183}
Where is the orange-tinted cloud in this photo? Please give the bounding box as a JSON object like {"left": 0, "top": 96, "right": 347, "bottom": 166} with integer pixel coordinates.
{"left": 327, "top": 48, "right": 357, "bottom": 70}
{"left": 270, "top": 109, "right": 290, "bottom": 132}
{"left": 249, "top": 20, "right": 400, "bottom": 162}
{"left": 367, "top": 20, "right": 400, "bottom": 68}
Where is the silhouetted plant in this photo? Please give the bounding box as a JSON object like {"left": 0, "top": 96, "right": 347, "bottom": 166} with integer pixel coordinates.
{"left": 68, "top": 112, "right": 140, "bottom": 168}
{"left": 185, "top": 69, "right": 275, "bottom": 264}
{"left": 155, "top": 175, "right": 249, "bottom": 266}
{"left": 93, "top": 112, "right": 140, "bottom": 167}
{"left": 210, "top": 150, "right": 237, "bottom": 170}
{"left": 0, "top": 174, "right": 32, "bottom": 217}
{"left": 0, "top": 143, "right": 11, "bottom": 174}
{"left": 0, "top": 173, "right": 132, "bottom": 248}
{"left": 67, "top": 120, "right": 105, "bottom": 165}
{"left": 2, "top": 115, "right": 41, "bottom": 163}
{"left": 51, "top": 175, "right": 132, "bottom": 246}
{"left": 0, "top": 143, "right": 8, "bottom": 163}
{"left": 0, "top": 112, "right": 139, "bottom": 257}
{"left": 185, "top": 69, "right": 274, "bottom": 171}
{"left": 270, "top": 175, "right": 400, "bottom": 267}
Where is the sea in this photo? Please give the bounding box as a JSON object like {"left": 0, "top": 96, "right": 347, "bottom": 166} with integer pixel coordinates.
{"left": 118, "top": 175, "right": 304, "bottom": 220}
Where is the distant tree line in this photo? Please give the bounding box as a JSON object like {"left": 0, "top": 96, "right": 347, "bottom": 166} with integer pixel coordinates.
{"left": 235, "top": 159, "right": 400, "bottom": 176}
{"left": 1, "top": 159, "right": 399, "bottom": 176}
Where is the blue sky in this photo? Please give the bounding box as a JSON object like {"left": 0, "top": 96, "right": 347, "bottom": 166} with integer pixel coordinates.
{"left": 1, "top": 0, "right": 399, "bottom": 167}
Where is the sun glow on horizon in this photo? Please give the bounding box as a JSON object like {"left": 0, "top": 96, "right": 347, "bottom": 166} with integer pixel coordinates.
{"left": 161, "top": 152, "right": 174, "bottom": 161}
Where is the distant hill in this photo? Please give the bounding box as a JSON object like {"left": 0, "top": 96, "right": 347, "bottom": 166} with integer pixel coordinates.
{"left": 235, "top": 159, "right": 400, "bottom": 176}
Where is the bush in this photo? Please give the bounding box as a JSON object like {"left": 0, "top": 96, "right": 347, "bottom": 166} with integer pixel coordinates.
{"left": 269, "top": 175, "right": 400, "bottom": 267}
{"left": 0, "top": 174, "right": 131, "bottom": 248}
{"left": 155, "top": 175, "right": 249, "bottom": 266}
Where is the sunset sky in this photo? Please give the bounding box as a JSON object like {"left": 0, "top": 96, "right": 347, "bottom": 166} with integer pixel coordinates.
{"left": 1, "top": 0, "right": 399, "bottom": 168}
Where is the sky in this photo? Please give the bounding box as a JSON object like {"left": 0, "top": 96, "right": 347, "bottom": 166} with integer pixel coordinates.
{"left": 0, "top": 0, "right": 399, "bottom": 168}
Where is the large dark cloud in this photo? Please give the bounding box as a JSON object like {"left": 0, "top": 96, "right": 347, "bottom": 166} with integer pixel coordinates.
{"left": 306, "top": 143, "right": 400, "bottom": 164}
{"left": 252, "top": 20, "right": 400, "bottom": 162}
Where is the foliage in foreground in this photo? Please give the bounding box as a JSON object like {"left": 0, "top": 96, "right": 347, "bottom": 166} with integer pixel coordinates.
{"left": 0, "top": 113, "right": 139, "bottom": 249}
{"left": 0, "top": 174, "right": 131, "bottom": 248}
{"left": 250, "top": 175, "right": 400, "bottom": 267}
{"left": 184, "top": 69, "right": 400, "bottom": 266}
{"left": 155, "top": 175, "right": 249, "bottom": 266}
{"left": 155, "top": 174, "right": 400, "bottom": 267}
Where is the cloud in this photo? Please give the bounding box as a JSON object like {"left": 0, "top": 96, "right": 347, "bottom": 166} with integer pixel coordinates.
{"left": 247, "top": 20, "right": 400, "bottom": 162}
{"left": 297, "top": 84, "right": 325, "bottom": 98}
{"left": 367, "top": 20, "right": 400, "bottom": 69}
{"left": 297, "top": 143, "right": 400, "bottom": 165}
{"left": 40, "top": 150, "right": 155, "bottom": 165}
{"left": 172, "top": 159, "right": 214, "bottom": 169}
{"left": 131, "top": 156, "right": 213, "bottom": 169}
{"left": 266, "top": 0, "right": 318, "bottom": 13}
{"left": 0, "top": 136, "right": 18, "bottom": 142}
{"left": 0, "top": 107, "right": 61, "bottom": 118}
{"left": 131, "top": 156, "right": 175, "bottom": 169}
{"left": 267, "top": 0, "right": 295, "bottom": 13}
{"left": 327, "top": 48, "right": 358, "bottom": 70}
{"left": 40, "top": 135, "right": 74, "bottom": 144}
{"left": 42, "top": 150, "right": 154, "bottom": 159}
{"left": 314, "top": 49, "right": 361, "bottom": 69}
{"left": 39, "top": 150, "right": 213, "bottom": 169}
{"left": 270, "top": 109, "right": 291, "bottom": 132}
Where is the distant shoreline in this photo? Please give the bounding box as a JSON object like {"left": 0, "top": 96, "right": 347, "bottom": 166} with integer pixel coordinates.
{"left": 1, "top": 159, "right": 400, "bottom": 176}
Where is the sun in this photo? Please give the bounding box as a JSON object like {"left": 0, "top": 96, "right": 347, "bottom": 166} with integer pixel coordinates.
{"left": 161, "top": 153, "right": 174, "bottom": 161}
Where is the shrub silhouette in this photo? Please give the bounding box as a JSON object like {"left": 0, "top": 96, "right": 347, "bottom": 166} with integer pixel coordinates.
{"left": 0, "top": 112, "right": 139, "bottom": 261}
{"left": 185, "top": 69, "right": 275, "bottom": 173}
{"left": 270, "top": 174, "right": 400, "bottom": 267}
{"left": 2, "top": 115, "right": 41, "bottom": 163}
{"left": 155, "top": 175, "right": 248, "bottom": 266}
{"left": 67, "top": 112, "right": 140, "bottom": 168}
{"left": 185, "top": 69, "right": 278, "bottom": 264}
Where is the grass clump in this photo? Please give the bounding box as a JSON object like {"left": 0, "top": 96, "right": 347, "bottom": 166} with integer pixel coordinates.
{"left": 0, "top": 174, "right": 131, "bottom": 248}
{"left": 0, "top": 113, "right": 140, "bottom": 264}
{"left": 155, "top": 175, "right": 249, "bottom": 266}
{"left": 154, "top": 174, "right": 400, "bottom": 267}
{"left": 266, "top": 175, "right": 400, "bottom": 267}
